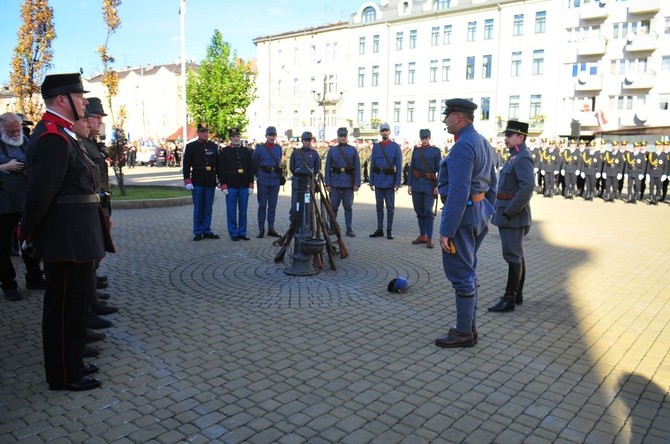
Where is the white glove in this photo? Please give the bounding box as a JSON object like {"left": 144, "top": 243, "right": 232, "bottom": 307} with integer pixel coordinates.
{"left": 533, "top": 167, "right": 539, "bottom": 174}
{"left": 618, "top": 173, "right": 623, "bottom": 180}
{"left": 553, "top": 170, "right": 559, "bottom": 175}
{"left": 248, "top": 188, "right": 254, "bottom": 195}
{"left": 561, "top": 169, "right": 565, "bottom": 176}
{"left": 602, "top": 172, "right": 607, "bottom": 179}
{"left": 222, "top": 189, "right": 229, "bottom": 195}
{"left": 662, "top": 174, "right": 667, "bottom": 181}
{"left": 638, "top": 174, "right": 644, "bottom": 180}
{"left": 624, "top": 173, "right": 628, "bottom": 179}
{"left": 575, "top": 169, "right": 580, "bottom": 176}
{"left": 596, "top": 172, "right": 601, "bottom": 179}
{"left": 580, "top": 172, "right": 585, "bottom": 179}
{"left": 645, "top": 174, "right": 650, "bottom": 182}
{"left": 540, "top": 170, "right": 545, "bottom": 176}
{"left": 185, "top": 183, "right": 194, "bottom": 190}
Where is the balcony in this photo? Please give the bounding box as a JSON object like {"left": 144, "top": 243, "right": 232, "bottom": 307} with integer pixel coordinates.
{"left": 575, "top": 73, "right": 603, "bottom": 92}
{"left": 579, "top": 3, "right": 608, "bottom": 21}
{"left": 628, "top": 0, "right": 660, "bottom": 15}
{"left": 622, "top": 73, "right": 655, "bottom": 90}
{"left": 625, "top": 33, "right": 658, "bottom": 53}
{"left": 576, "top": 38, "right": 607, "bottom": 57}
{"left": 575, "top": 112, "right": 599, "bottom": 128}
{"left": 619, "top": 110, "right": 649, "bottom": 127}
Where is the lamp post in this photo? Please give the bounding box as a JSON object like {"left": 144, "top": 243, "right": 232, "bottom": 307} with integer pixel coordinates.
{"left": 312, "top": 75, "right": 343, "bottom": 142}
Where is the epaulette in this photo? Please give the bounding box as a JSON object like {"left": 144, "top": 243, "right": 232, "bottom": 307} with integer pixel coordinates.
{"left": 40, "top": 121, "right": 68, "bottom": 143}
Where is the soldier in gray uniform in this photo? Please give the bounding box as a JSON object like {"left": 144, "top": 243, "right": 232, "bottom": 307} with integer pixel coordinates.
{"left": 489, "top": 120, "right": 534, "bottom": 313}
{"left": 408, "top": 129, "right": 441, "bottom": 249}
{"left": 324, "top": 127, "right": 361, "bottom": 237}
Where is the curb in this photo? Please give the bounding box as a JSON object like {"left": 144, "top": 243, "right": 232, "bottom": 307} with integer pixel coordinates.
{"left": 112, "top": 196, "right": 192, "bottom": 210}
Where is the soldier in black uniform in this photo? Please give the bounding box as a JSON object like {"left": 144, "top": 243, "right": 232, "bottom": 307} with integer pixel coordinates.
{"left": 662, "top": 141, "right": 670, "bottom": 202}
{"left": 602, "top": 141, "right": 624, "bottom": 202}
{"left": 21, "top": 73, "right": 114, "bottom": 391}
{"left": 624, "top": 142, "right": 645, "bottom": 204}
{"left": 561, "top": 140, "right": 579, "bottom": 199}
{"left": 581, "top": 141, "right": 601, "bottom": 201}
{"left": 542, "top": 140, "right": 559, "bottom": 197}
{"left": 647, "top": 141, "right": 665, "bottom": 205}
{"left": 183, "top": 124, "right": 221, "bottom": 240}
{"left": 218, "top": 127, "right": 254, "bottom": 241}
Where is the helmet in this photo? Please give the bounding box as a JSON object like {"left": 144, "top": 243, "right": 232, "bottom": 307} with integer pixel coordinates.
{"left": 387, "top": 277, "right": 409, "bottom": 293}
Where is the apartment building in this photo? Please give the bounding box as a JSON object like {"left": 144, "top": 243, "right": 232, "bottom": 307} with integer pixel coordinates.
{"left": 253, "top": 0, "right": 670, "bottom": 144}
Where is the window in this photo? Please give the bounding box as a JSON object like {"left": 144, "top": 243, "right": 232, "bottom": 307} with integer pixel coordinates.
{"left": 309, "top": 110, "right": 315, "bottom": 126}
{"left": 373, "top": 35, "right": 380, "bottom": 53}
{"left": 394, "top": 101, "right": 401, "bottom": 122}
{"left": 396, "top": 32, "right": 404, "bottom": 50}
{"left": 442, "top": 58, "right": 451, "bottom": 81}
{"left": 363, "top": 6, "right": 376, "bottom": 23}
{"left": 662, "top": 56, "right": 670, "bottom": 71}
{"left": 511, "top": 51, "right": 522, "bottom": 76}
{"left": 513, "top": 14, "right": 524, "bottom": 36}
{"left": 327, "top": 74, "right": 337, "bottom": 93}
{"left": 430, "top": 60, "right": 438, "bottom": 82}
{"left": 408, "top": 62, "right": 416, "bottom": 84}
{"left": 468, "top": 21, "right": 477, "bottom": 42}
{"left": 576, "top": 61, "right": 599, "bottom": 76}
{"left": 665, "top": 17, "right": 670, "bottom": 35}
{"left": 357, "top": 103, "right": 364, "bottom": 123}
{"left": 443, "top": 25, "right": 452, "bottom": 44}
{"left": 482, "top": 55, "right": 492, "bottom": 79}
{"left": 293, "top": 78, "right": 299, "bottom": 94}
{"left": 395, "top": 63, "right": 402, "bottom": 85}
{"left": 277, "top": 80, "right": 282, "bottom": 96}
{"left": 481, "top": 97, "right": 490, "bottom": 120}
{"left": 409, "top": 30, "right": 417, "bottom": 49}
{"left": 293, "top": 110, "right": 299, "bottom": 127}
{"left": 530, "top": 95, "right": 542, "bottom": 119}
{"left": 371, "top": 102, "right": 379, "bottom": 120}
{"left": 659, "top": 94, "right": 669, "bottom": 111}
{"left": 359, "top": 37, "right": 365, "bottom": 55}
{"left": 428, "top": 100, "right": 437, "bottom": 122}
{"left": 535, "top": 11, "right": 546, "bottom": 34}
{"left": 532, "top": 50, "right": 544, "bottom": 75}
{"left": 407, "top": 101, "right": 415, "bottom": 122}
{"left": 484, "top": 19, "right": 494, "bottom": 40}
{"left": 509, "top": 95, "right": 520, "bottom": 119}
{"left": 434, "top": 0, "right": 451, "bottom": 10}
{"left": 358, "top": 67, "right": 365, "bottom": 87}
{"left": 293, "top": 48, "right": 299, "bottom": 64}
{"left": 466, "top": 56, "right": 475, "bottom": 80}
{"left": 431, "top": 27, "right": 440, "bottom": 46}
{"left": 372, "top": 66, "right": 379, "bottom": 86}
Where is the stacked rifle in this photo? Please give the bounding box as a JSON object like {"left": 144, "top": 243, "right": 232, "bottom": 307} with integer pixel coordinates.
{"left": 273, "top": 174, "right": 348, "bottom": 269}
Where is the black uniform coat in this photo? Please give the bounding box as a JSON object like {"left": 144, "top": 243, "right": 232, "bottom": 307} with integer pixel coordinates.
{"left": 182, "top": 139, "right": 220, "bottom": 187}
{"left": 218, "top": 145, "right": 254, "bottom": 189}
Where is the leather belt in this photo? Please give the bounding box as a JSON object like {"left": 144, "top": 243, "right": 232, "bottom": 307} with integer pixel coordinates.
{"left": 469, "top": 192, "right": 486, "bottom": 203}
{"left": 55, "top": 194, "right": 100, "bottom": 204}
{"left": 496, "top": 193, "right": 514, "bottom": 200}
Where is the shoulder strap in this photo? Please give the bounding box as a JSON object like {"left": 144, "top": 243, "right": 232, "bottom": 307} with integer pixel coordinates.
{"left": 336, "top": 145, "right": 351, "bottom": 168}
{"left": 264, "top": 144, "right": 281, "bottom": 167}
{"left": 379, "top": 144, "right": 393, "bottom": 169}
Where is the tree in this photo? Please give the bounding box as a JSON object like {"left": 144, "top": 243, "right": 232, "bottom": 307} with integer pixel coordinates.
{"left": 10, "top": 0, "right": 56, "bottom": 123}
{"left": 186, "top": 30, "right": 256, "bottom": 139}
{"left": 98, "top": 0, "right": 127, "bottom": 195}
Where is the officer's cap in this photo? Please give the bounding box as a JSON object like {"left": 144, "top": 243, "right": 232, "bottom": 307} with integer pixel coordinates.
{"left": 641, "top": 141, "right": 648, "bottom": 146}
{"left": 549, "top": 140, "right": 556, "bottom": 145}
{"left": 228, "top": 127, "right": 241, "bottom": 137}
{"left": 387, "top": 277, "right": 409, "bottom": 293}
{"left": 579, "top": 140, "right": 586, "bottom": 145}
{"left": 301, "top": 131, "right": 313, "bottom": 141}
{"left": 85, "top": 97, "right": 107, "bottom": 117}
{"left": 265, "top": 126, "right": 277, "bottom": 136}
{"left": 442, "top": 98, "right": 477, "bottom": 115}
{"left": 419, "top": 129, "right": 431, "bottom": 139}
{"left": 589, "top": 140, "right": 596, "bottom": 147}
{"left": 379, "top": 122, "right": 391, "bottom": 131}
{"left": 504, "top": 120, "right": 529, "bottom": 136}
{"left": 197, "top": 124, "right": 209, "bottom": 132}
{"left": 634, "top": 142, "right": 640, "bottom": 147}
{"left": 611, "top": 140, "right": 619, "bottom": 146}
{"left": 337, "top": 127, "right": 348, "bottom": 137}
{"left": 621, "top": 140, "right": 628, "bottom": 146}
{"left": 41, "top": 73, "right": 89, "bottom": 99}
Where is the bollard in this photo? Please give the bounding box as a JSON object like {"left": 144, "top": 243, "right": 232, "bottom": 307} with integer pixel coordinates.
{"left": 285, "top": 163, "right": 325, "bottom": 276}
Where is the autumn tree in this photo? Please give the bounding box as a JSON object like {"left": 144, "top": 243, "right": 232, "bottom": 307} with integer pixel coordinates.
{"left": 186, "top": 30, "right": 256, "bottom": 139}
{"left": 9, "top": 0, "right": 56, "bottom": 123}
{"left": 98, "top": 0, "right": 127, "bottom": 195}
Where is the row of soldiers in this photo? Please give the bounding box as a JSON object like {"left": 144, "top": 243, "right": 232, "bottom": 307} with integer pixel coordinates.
{"left": 496, "top": 139, "right": 670, "bottom": 204}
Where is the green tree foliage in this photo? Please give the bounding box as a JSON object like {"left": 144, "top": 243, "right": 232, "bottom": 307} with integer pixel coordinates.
{"left": 10, "top": 0, "right": 56, "bottom": 123}
{"left": 186, "top": 30, "right": 256, "bottom": 139}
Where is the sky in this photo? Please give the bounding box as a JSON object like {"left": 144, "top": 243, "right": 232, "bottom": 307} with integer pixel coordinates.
{"left": 0, "top": 0, "right": 365, "bottom": 84}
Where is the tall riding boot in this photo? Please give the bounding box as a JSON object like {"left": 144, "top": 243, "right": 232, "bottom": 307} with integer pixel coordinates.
{"left": 488, "top": 262, "right": 522, "bottom": 312}
{"left": 516, "top": 259, "right": 526, "bottom": 305}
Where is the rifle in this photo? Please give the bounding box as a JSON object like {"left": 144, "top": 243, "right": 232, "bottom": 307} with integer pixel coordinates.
{"left": 311, "top": 190, "right": 324, "bottom": 269}
{"left": 274, "top": 217, "right": 298, "bottom": 262}
{"left": 316, "top": 175, "right": 349, "bottom": 259}
{"left": 311, "top": 187, "right": 337, "bottom": 269}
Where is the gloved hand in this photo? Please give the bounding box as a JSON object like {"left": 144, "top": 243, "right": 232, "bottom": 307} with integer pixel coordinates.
{"left": 222, "top": 189, "right": 229, "bottom": 195}
{"left": 248, "top": 188, "right": 254, "bottom": 196}
{"left": 185, "top": 183, "right": 194, "bottom": 190}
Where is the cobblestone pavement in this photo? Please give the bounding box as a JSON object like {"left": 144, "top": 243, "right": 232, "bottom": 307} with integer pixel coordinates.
{"left": 1, "top": 167, "right": 668, "bottom": 443}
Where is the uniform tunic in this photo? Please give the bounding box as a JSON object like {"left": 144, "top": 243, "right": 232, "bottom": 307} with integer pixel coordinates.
{"left": 252, "top": 142, "right": 283, "bottom": 232}
{"left": 219, "top": 145, "right": 254, "bottom": 238}
{"left": 183, "top": 139, "right": 220, "bottom": 235}
{"left": 408, "top": 144, "right": 441, "bottom": 238}
{"left": 369, "top": 140, "right": 402, "bottom": 231}
{"left": 324, "top": 143, "right": 361, "bottom": 231}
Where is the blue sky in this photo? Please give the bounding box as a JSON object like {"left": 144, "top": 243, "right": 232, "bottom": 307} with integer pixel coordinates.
{"left": 0, "top": 0, "right": 364, "bottom": 84}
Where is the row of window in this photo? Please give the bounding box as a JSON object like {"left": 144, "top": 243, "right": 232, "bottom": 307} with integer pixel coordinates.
{"left": 571, "top": 57, "right": 670, "bottom": 77}
{"left": 354, "top": 96, "right": 543, "bottom": 124}
{"left": 362, "top": 1, "right": 454, "bottom": 23}
{"left": 566, "top": 18, "right": 668, "bottom": 42}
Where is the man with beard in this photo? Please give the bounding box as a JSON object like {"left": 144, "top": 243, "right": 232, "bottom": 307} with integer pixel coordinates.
{"left": 0, "top": 113, "right": 45, "bottom": 301}
{"left": 219, "top": 128, "right": 254, "bottom": 241}
{"left": 369, "top": 122, "right": 402, "bottom": 240}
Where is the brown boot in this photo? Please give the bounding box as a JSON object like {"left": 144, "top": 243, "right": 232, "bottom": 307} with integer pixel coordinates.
{"left": 412, "top": 235, "right": 428, "bottom": 244}
{"left": 426, "top": 238, "right": 434, "bottom": 249}
{"left": 435, "top": 329, "right": 475, "bottom": 348}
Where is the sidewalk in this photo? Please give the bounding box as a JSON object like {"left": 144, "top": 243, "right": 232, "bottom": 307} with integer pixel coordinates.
{"left": 0, "top": 167, "right": 668, "bottom": 443}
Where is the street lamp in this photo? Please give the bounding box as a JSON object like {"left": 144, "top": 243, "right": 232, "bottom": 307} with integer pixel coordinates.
{"left": 312, "top": 75, "right": 343, "bottom": 142}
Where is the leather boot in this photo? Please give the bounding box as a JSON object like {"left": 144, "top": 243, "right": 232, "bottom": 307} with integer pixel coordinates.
{"left": 489, "top": 262, "right": 522, "bottom": 312}
{"left": 516, "top": 259, "right": 525, "bottom": 306}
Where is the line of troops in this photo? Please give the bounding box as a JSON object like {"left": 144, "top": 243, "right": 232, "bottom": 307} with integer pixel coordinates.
{"left": 496, "top": 138, "right": 670, "bottom": 205}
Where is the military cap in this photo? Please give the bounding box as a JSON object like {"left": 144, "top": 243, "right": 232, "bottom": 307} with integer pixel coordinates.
{"left": 654, "top": 140, "right": 662, "bottom": 145}
{"left": 228, "top": 127, "right": 241, "bottom": 137}
{"left": 41, "top": 73, "right": 89, "bottom": 99}
{"left": 337, "top": 127, "right": 348, "bottom": 137}
{"left": 197, "top": 124, "right": 209, "bottom": 132}
{"left": 634, "top": 142, "right": 640, "bottom": 147}
{"left": 442, "top": 98, "right": 477, "bottom": 115}
{"left": 579, "top": 140, "right": 586, "bottom": 145}
{"left": 504, "top": 120, "right": 529, "bottom": 136}
{"left": 541, "top": 137, "right": 548, "bottom": 143}
{"left": 569, "top": 139, "right": 576, "bottom": 144}
{"left": 641, "top": 140, "right": 648, "bottom": 146}
{"left": 664, "top": 141, "right": 670, "bottom": 146}
{"left": 379, "top": 122, "right": 391, "bottom": 131}
{"left": 611, "top": 140, "right": 619, "bottom": 146}
{"left": 549, "top": 140, "right": 556, "bottom": 145}
{"left": 301, "top": 131, "right": 313, "bottom": 140}
{"left": 529, "top": 137, "right": 536, "bottom": 143}
{"left": 265, "top": 126, "right": 277, "bottom": 136}
{"left": 387, "top": 277, "right": 409, "bottom": 293}
{"left": 85, "top": 97, "right": 108, "bottom": 117}
{"left": 621, "top": 140, "right": 628, "bottom": 146}
{"left": 419, "top": 129, "right": 431, "bottom": 139}
{"left": 589, "top": 140, "right": 596, "bottom": 147}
